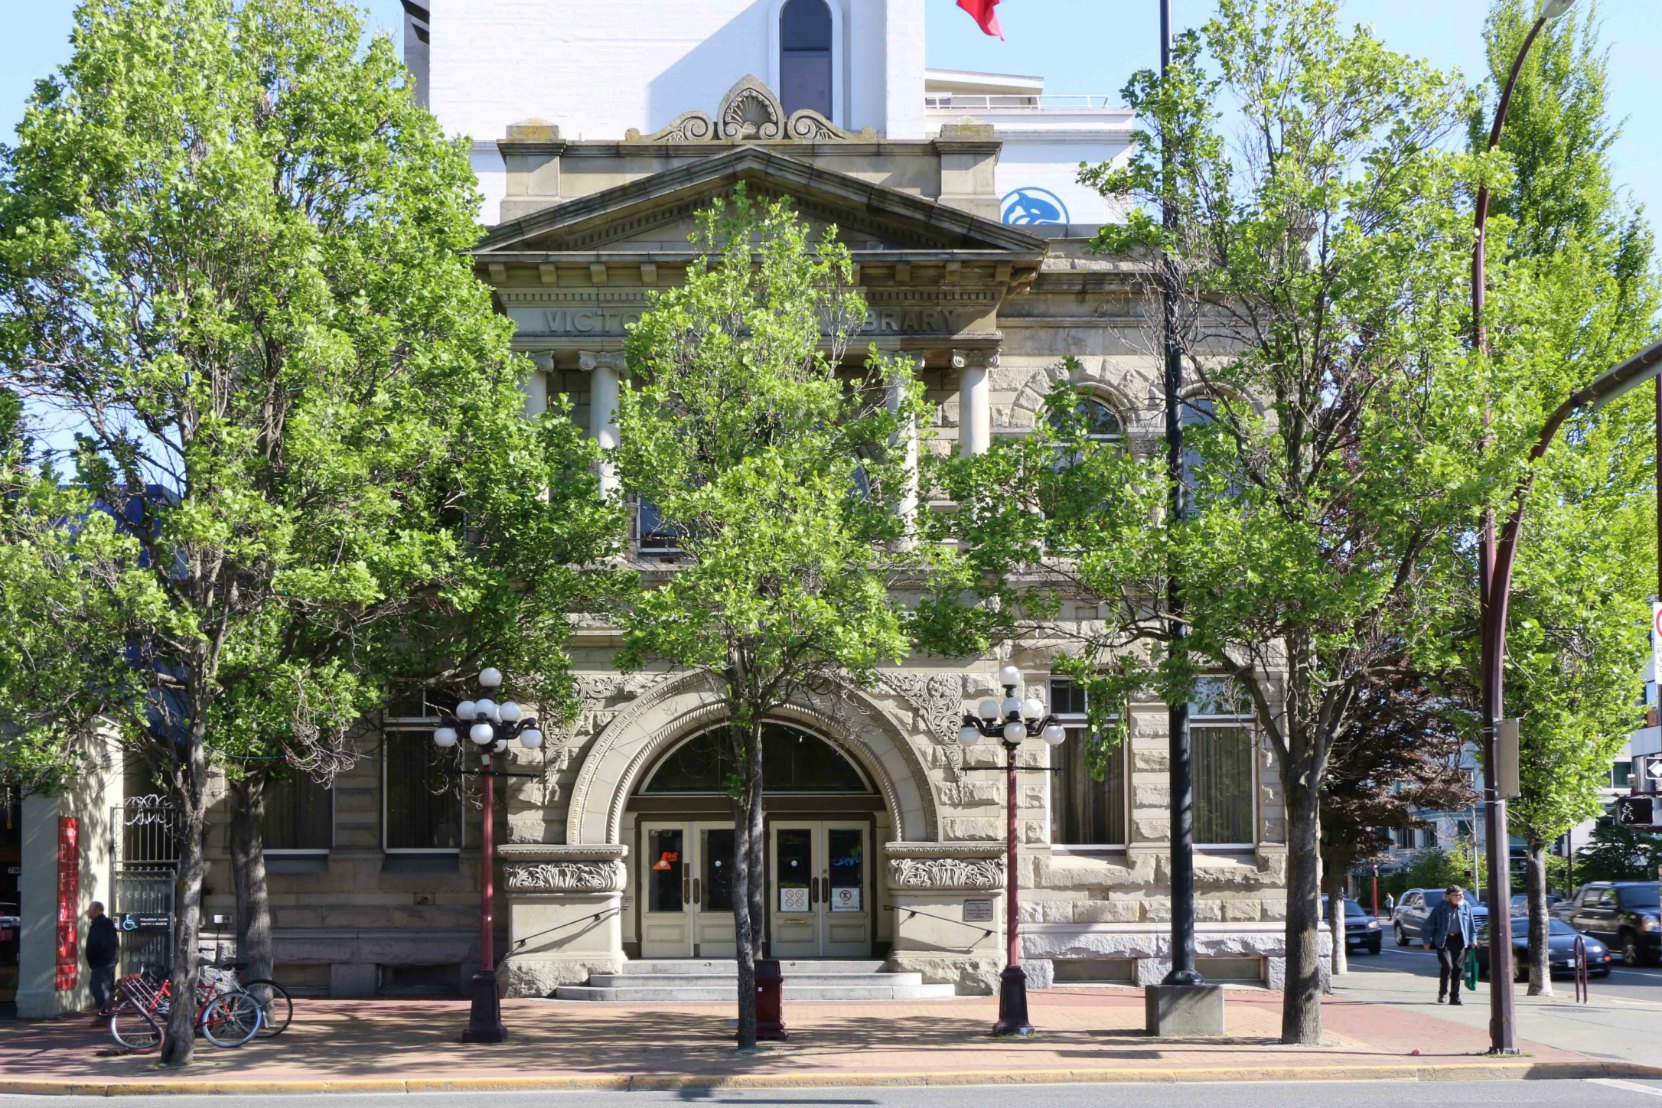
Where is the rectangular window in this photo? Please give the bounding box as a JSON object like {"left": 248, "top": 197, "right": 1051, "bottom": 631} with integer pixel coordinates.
{"left": 1612, "top": 760, "right": 1633, "bottom": 789}
{"left": 636, "top": 499, "right": 684, "bottom": 555}
{"left": 262, "top": 773, "right": 333, "bottom": 853}
{"left": 1190, "top": 677, "right": 1256, "bottom": 847}
{"left": 383, "top": 725, "right": 463, "bottom": 852}
{"left": 1049, "top": 679, "right": 1127, "bottom": 847}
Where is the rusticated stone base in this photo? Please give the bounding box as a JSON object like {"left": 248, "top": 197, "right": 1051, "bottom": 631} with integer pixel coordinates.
{"left": 500, "top": 956, "right": 622, "bottom": 997}
{"left": 885, "top": 952, "right": 1003, "bottom": 995}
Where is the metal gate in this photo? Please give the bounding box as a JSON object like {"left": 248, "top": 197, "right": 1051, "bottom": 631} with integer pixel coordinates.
{"left": 111, "top": 795, "right": 178, "bottom": 975}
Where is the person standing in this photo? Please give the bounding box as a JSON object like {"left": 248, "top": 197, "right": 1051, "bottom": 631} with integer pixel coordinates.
{"left": 1422, "top": 884, "right": 1476, "bottom": 1005}
{"left": 84, "top": 901, "right": 119, "bottom": 1021}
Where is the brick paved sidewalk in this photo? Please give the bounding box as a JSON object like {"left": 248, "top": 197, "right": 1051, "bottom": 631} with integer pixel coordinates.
{"left": 0, "top": 988, "right": 1654, "bottom": 1093}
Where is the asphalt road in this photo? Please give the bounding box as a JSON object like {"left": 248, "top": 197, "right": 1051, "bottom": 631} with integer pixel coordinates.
{"left": 1335, "top": 939, "right": 1662, "bottom": 1063}
{"left": 1, "top": 1080, "right": 1660, "bottom": 1108}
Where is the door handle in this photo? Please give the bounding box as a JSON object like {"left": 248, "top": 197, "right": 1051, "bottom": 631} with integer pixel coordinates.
{"left": 693, "top": 877, "right": 702, "bottom": 906}
{"left": 683, "top": 872, "right": 690, "bottom": 905}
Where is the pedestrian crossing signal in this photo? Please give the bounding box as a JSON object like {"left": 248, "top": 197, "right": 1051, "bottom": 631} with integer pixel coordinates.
{"left": 1614, "top": 795, "right": 1657, "bottom": 828}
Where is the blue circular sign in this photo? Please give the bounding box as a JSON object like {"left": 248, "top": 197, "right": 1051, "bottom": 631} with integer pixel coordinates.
{"left": 1001, "top": 187, "right": 1070, "bottom": 226}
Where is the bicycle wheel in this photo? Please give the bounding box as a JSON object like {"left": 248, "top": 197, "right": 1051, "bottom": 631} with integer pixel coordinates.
{"left": 199, "top": 990, "right": 262, "bottom": 1048}
{"left": 109, "top": 1005, "right": 165, "bottom": 1053}
{"left": 241, "top": 979, "right": 293, "bottom": 1038}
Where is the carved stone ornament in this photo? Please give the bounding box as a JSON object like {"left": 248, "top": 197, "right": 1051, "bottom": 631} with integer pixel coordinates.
{"left": 879, "top": 672, "right": 967, "bottom": 746}
{"left": 505, "top": 860, "right": 626, "bottom": 893}
{"left": 625, "top": 75, "right": 875, "bottom": 144}
{"left": 886, "top": 842, "right": 1006, "bottom": 890}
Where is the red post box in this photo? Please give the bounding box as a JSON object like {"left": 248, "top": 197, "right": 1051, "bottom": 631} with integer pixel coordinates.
{"left": 755, "top": 958, "right": 787, "bottom": 1041}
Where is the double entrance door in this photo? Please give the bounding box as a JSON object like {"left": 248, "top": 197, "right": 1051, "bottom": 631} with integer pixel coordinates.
{"left": 638, "top": 818, "right": 871, "bottom": 959}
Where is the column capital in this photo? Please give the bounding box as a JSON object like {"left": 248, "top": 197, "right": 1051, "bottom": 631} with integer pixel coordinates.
{"left": 951, "top": 348, "right": 1000, "bottom": 372}
{"left": 578, "top": 350, "right": 628, "bottom": 373}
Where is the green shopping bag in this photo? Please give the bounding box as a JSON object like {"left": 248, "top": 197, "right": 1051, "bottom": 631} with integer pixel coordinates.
{"left": 1464, "top": 946, "right": 1480, "bottom": 991}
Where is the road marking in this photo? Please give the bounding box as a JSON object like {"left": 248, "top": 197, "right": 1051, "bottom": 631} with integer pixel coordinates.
{"left": 1591, "top": 1078, "right": 1662, "bottom": 1097}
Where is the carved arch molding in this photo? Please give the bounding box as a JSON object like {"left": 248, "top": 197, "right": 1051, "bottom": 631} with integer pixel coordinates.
{"left": 626, "top": 74, "right": 876, "bottom": 143}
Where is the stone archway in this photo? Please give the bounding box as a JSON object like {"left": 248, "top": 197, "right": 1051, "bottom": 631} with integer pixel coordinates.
{"left": 564, "top": 671, "right": 938, "bottom": 846}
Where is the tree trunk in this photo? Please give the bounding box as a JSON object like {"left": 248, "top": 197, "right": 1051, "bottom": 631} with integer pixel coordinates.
{"left": 1524, "top": 838, "right": 1552, "bottom": 997}
{"left": 746, "top": 783, "right": 764, "bottom": 954}
{"left": 1326, "top": 861, "right": 1348, "bottom": 979}
{"left": 229, "top": 779, "right": 274, "bottom": 983}
{"left": 729, "top": 721, "right": 763, "bottom": 1052}
{"left": 1281, "top": 775, "right": 1323, "bottom": 1045}
{"left": 160, "top": 737, "right": 210, "bottom": 1067}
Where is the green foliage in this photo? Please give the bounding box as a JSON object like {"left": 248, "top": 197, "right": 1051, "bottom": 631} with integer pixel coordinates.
{"left": 1455, "top": 0, "right": 1660, "bottom": 852}
{"left": 1574, "top": 819, "right": 1662, "bottom": 884}
{"left": 0, "top": 0, "right": 616, "bottom": 1061}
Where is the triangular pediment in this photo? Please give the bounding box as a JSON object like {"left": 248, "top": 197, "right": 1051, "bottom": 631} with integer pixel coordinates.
{"left": 475, "top": 148, "right": 1046, "bottom": 258}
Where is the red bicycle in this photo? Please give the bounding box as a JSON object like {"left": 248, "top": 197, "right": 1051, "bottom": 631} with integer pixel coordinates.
{"left": 107, "top": 965, "right": 262, "bottom": 1052}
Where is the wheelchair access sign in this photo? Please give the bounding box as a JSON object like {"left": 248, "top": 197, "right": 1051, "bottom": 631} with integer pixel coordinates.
{"left": 118, "top": 913, "right": 172, "bottom": 932}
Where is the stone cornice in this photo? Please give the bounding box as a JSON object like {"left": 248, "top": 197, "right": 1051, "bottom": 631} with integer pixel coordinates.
{"left": 498, "top": 843, "right": 628, "bottom": 863}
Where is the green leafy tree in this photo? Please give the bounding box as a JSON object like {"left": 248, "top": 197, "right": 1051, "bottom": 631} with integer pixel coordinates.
{"left": 0, "top": 0, "right": 614, "bottom": 1063}
{"left": 1457, "top": 0, "right": 1660, "bottom": 995}
{"left": 613, "top": 189, "right": 942, "bottom": 1051}
{"left": 1045, "top": 0, "right": 1486, "bottom": 1044}
{"left": 1574, "top": 818, "right": 1662, "bottom": 884}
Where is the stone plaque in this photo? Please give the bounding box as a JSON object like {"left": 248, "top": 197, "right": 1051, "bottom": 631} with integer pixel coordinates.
{"left": 963, "top": 898, "right": 994, "bottom": 923}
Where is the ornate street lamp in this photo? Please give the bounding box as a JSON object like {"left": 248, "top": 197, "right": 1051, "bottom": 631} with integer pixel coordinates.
{"left": 432, "top": 667, "right": 543, "bottom": 1044}
{"left": 958, "top": 663, "right": 1064, "bottom": 1037}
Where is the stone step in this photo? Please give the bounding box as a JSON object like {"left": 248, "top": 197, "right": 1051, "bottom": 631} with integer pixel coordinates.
{"left": 586, "top": 971, "right": 926, "bottom": 988}
{"left": 552, "top": 982, "right": 959, "bottom": 1002}
{"left": 618, "top": 959, "right": 888, "bottom": 976}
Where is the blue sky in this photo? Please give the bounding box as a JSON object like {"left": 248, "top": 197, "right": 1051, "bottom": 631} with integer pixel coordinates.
{"left": 3, "top": 0, "right": 1660, "bottom": 218}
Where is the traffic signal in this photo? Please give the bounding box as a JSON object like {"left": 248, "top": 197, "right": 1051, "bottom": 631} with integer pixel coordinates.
{"left": 1614, "top": 795, "right": 1657, "bottom": 828}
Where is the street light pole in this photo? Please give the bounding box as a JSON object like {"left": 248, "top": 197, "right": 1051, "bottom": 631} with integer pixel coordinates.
{"left": 432, "top": 667, "right": 543, "bottom": 1045}
{"left": 1159, "top": 0, "right": 1201, "bottom": 992}
{"left": 960, "top": 665, "right": 1066, "bottom": 1037}
{"left": 1472, "top": 0, "right": 1576, "bottom": 1056}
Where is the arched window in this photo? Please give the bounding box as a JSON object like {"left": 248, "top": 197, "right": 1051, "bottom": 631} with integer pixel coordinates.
{"left": 1078, "top": 396, "right": 1124, "bottom": 444}
{"left": 779, "top": 0, "right": 833, "bottom": 119}
{"left": 642, "top": 724, "right": 870, "bottom": 793}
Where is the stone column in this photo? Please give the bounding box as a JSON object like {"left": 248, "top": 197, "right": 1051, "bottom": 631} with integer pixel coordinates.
{"left": 887, "top": 358, "right": 921, "bottom": 544}
{"left": 954, "top": 348, "right": 998, "bottom": 457}
{"left": 522, "top": 353, "right": 550, "bottom": 420}
{"left": 579, "top": 350, "right": 626, "bottom": 498}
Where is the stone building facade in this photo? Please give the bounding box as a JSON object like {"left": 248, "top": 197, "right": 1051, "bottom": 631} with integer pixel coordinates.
{"left": 12, "top": 0, "right": 1307, "bottom": 1012}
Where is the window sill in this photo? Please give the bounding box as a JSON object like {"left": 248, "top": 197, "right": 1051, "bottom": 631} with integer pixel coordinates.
{"left": 1049, "top": 845, "right": 1129, "bottom": 855}
{"left": 265, "top": 853, "right": 329, "bottom": 876}
{"left": 381, "top": 853, "right": 462, "bottom": 874}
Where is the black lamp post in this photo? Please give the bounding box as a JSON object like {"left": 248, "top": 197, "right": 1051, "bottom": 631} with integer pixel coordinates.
{"left": 959, "top": 664, "right": 1065, "bottom": 1037}
{"left": 432, "top": 667, "right": 543, "bottom": 1044}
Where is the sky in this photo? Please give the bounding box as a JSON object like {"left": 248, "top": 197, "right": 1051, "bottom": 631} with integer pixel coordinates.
{"left": 2, "top": 0, "right": 1661, "bottom": 215}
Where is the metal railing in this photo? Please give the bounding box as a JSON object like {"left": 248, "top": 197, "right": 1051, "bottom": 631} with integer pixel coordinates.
{"left": 924, "top": 94, "right": 1122, "bottom": 112}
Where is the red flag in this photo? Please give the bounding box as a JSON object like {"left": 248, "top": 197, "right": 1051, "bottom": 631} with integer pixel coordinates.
{"left": 957, "top": 0, "right": 1004, "bottom": 40}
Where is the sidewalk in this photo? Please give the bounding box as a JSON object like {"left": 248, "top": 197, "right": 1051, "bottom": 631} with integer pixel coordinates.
{"left": 1, "top": 988, "right": 1657, "bottom": 1095}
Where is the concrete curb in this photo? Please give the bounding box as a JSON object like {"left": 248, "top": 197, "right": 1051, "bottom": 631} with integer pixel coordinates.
{"left": 2, "top": 1060, "right": 1659, "bottom": 1095}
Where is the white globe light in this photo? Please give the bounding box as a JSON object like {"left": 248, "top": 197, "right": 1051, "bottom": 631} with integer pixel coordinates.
{"left": 499, "top": 701, "right": 522, "bottom": 723}
{"left": 1003, "top": 720, "right": 1026, "bottom": 743}
{"left": 456, "top": 700, "right": 477, "bottom": 720}
{"left": 1042, "top": 723, "right": 1067, "bottom": 746}
{"left": 998, "top": 664, "right": 1022, "bottom": 689}
{"left": 1021, "top": 697, "right": 1045, "bottom": 722}
{"left": 492, "top": 738, "right": 509, "bottom": 754}
{"left": 476, "top": 697, "right": 499, "bottom": 721}
{"left": 478, "top": 667, "right": 503, "bottom": 688}
{"left": 1001, "top": 695, "right": 1022, "bottom": 718}
{"left": 470, "top": 721, "right": 495, "bottom": 745}
{"left": 433, "top": 727, "right": 458, "bottom": 748}
{"left": 520, "top": 728, "right": 544, "bottom": 749}
{"left": 959, "top": 724, "right": 982, "bottom": 746}
{"left": 977, "top": 698, "right": 1001, "bottom": 722}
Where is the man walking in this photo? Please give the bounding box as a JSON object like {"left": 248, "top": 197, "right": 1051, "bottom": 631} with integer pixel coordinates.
{"left": 84, "top": 901, "right": 119, "bottom": 1021}
{"left": 1423, "top": 884, "right": 1476, "bottom": 1005}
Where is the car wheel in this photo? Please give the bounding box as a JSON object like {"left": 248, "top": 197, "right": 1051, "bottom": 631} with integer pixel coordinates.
{"left": 1621, "top": 930, "right": 1642, "bottom": 967}
{"left": 1395, "top": 923, "right": 1408, "bottom": 947}
{"left": 1366, "top": 939, "right": 1381, "bottom": 956}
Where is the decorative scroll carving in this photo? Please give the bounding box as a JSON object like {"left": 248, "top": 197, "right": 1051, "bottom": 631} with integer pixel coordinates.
{"left": 505, "top": 860, "right": 626, "bottom": 893}
{"left": 624, "top": 76, "right": 873, "bottom": 144}
{"left": 888, "top": 854, "right": 1005, "bottom": 891}
{"left": 879, "top": 672, "right": 966, "bottom": 745}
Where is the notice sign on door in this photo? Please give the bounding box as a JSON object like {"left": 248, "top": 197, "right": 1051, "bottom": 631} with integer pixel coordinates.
{"left": 830, "top": 886, "right": 861, "bottom": 912}
{"left": 779, "top": 886, "right": 810, "bottom": 913}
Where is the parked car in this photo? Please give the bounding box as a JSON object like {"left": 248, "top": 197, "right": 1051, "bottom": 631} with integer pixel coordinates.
{"left": 1551, "top": 881, "right": 1661, "bottom": 966}
{"left": 1508, "top": 893, "right": 1562, "bottom": 912}
{"left": 1473, "top": 915, "right": 1611, "bottom": 980}
{"left": 1321, "top": 896, "right": 1383, "bottom": 955}
{"left": 1392, "top": 887, "right": 1489, "bottom": 946}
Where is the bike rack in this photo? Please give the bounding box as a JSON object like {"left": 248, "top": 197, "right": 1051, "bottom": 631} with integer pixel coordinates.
{"left": 1572, "top": 935, "right": 1589, "bottom": 1003}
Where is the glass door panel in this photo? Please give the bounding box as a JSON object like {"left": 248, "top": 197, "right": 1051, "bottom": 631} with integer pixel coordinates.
{"left": 770, "top": 823, "right": 819, "bottom": 958}
{"left": 640, "top": 824, "right": 690, "bottom": 957}
{"left": 694, "top": 823, "right": 737, "bottom": 957}
{"left": 823, "top": 824, "right": 870, "bottom": 957}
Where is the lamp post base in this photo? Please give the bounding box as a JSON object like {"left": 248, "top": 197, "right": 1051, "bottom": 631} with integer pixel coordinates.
{"left": 460, "top": 969, "right": 507, "bottom": 1044}
{"left": 992, "top": 965, "right": 1034, "bottom": 1037}
{"left": 1144, "top": 982, "right": 1225, "bottom": 1037}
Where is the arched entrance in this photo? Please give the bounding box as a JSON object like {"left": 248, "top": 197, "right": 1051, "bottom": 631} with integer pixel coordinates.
{"left": 628, "top": 723, "right": 883, "bottom": 960}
